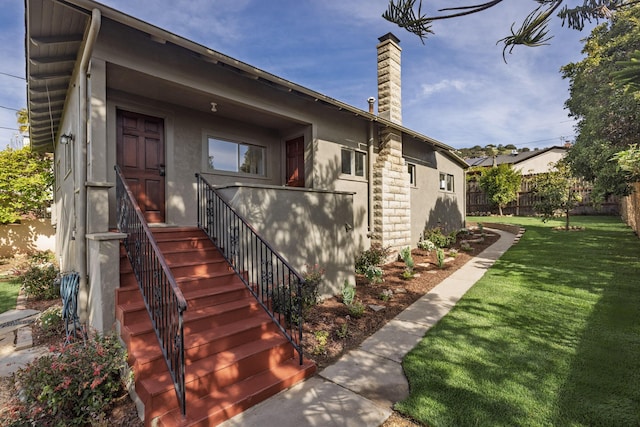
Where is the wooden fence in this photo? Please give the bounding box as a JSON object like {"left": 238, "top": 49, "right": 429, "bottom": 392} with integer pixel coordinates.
{"left": 467, "top": 177, "right": 620, "bottom": 216}
{"left": 621, "top": 182, "right": 640, "bottom": 235}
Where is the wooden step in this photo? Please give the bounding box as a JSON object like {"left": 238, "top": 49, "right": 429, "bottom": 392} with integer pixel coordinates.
{"left": 116, "top": 227, "right": 316, "bottom": 427}
{"left": 155, "top": 358, "right": 316, "bottom": 427}
{"left": 162, "top": 247, "right": 222, "bottom": 264}
{"left": 139, "top": 336, "right": 304, "bottom": 423}
{"left": 168, "top": 259, "right": 232, "bottom": 277}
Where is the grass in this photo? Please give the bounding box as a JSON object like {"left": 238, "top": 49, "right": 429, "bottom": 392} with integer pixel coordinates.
{"left": 0, "top": 276, "right": 21, "bottom": 313}
{"left": 396, "top": 216, "right": 640, "bottom": 426}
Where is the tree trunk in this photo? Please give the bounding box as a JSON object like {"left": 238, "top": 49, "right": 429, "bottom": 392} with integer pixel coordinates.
{"left": 498, "top": 205, "right": 503, "bottom": 216}
{"left": 565, "top": 209, "right": 570, "bottom": 230}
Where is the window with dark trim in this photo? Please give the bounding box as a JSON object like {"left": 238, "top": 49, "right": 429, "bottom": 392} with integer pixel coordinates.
{"left": 341, "top": 148, "right": 366, "bottom": 178}
{"left": 408, "top": 163, "right": 416, "bottom": 186}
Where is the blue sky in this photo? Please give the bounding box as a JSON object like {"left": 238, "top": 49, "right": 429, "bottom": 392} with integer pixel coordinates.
{"left": 1, "top": 0, "right": 597, "bottom": 151}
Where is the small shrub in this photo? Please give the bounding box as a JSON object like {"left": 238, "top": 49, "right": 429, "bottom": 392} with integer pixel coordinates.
{"left": 460, "top": 241, "right": 473, "bottom": 252}
{"left": 336, "top": 317, "right": 350, "bottom": 339}
{"left": 380, "top": 289, "right": 393, "bottom": 302}
{"left": 341, "top": 281, "right": 356, "bottom": 306}
{"left": 29, "top": 250, "right": 55, "bottom": 265}
{"left": 401, "top": 269, "right": 415, "bottom": 280}
{"left": 272, "top": 266, "right": 324, "bottom": 324}
{"left": 448, "top": 249, "right": 459, "bottom": 258}
{"left": 347, "top": 300, "right": 366, "bottom": 318}
{"left": 364, "top": 265, "right": 383, "bottom": 284}
{"left": 423, "top": 227, "right": 458, "bottom": 248}
{"left": 436, "top": 248, "right": 446, "bottom": 268}
{"left": 355, "top": 245, "right": 390, "bottom": 274}
{"left": 37, "top": 306, "right": 64, "bottom": 338}
{"left": 313, "top": 330, "right": 329, "bottom": 355}
{"left": 399, "top": 246, "right": 415, "bottom": 279}
{"left": 21, "top": 263, "right": 59, "bottom": 300}
{"left": 417, "top": 239, "right": 436, "bottom": 252}
{"left": 423, "top": 227, "right": 450, "bottom": 248}
{"left": 6, "top": 333, "right": 128, "bottom": 427}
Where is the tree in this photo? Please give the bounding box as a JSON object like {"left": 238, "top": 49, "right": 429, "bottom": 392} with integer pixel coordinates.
{"left": 613, "top": 49, "right": 640, "bottom": 95}
{"left": 531, "top": 161, "right": 582, "bottom": 230}
{"left": 17, "top": 108, "right": 29, "bottom": 134}
{"left": 383, "top": 0, "right": 638, "bottom": 58}
{"left": 478, "top": 163, "right": 522, "bottom": 215}
{"left": 562, "top": 3, "right": 640, "bottom": 202}
{"left": 611, "top": 144, "right": 640, "bottom": 179}
{"left": 0, "top": 147, "right": 53, "bottom": 224}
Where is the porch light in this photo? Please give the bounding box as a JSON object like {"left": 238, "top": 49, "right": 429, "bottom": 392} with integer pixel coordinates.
{"left": 60, "top": 133, "right": 73, "bottom": 145}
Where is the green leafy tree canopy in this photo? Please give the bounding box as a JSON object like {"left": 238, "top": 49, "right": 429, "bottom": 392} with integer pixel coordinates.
{"left": 0, "top": 146, "right": 53, "bottom": 224}
{"left": 531, "top": 161, "right": 582, "bottom": 229}
{"left": 562, "top": 3, "right": 640, "bottom": 201}
{"left": 478, "top": 163, "right": 522, "bottom": 215}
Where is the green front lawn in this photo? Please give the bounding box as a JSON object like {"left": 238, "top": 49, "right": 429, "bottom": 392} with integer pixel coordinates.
{"left": 396, "top": 216, "right": 640, "bottom": 426}
{"left": 0, "top": 276, "right": 21, "bottom": 313}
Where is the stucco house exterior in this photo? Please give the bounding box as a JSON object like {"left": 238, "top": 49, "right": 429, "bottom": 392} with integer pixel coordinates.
{"left": 27, "top": 0, "right": 466, "bottom": 331}
{"left": 26, "top": 0, "right": 467, "bottom": 423}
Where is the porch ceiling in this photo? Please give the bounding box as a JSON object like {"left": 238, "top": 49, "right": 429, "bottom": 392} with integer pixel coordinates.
{"left": 25, "top": 0, "right": 88, "bottom": 152}
{"left": 107, "top": 64, "right": 303, "bottom": 132}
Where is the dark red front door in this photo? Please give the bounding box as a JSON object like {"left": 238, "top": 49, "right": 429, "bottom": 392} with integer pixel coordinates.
{"left": 286, "top": 137, "right": 305, "bottom": 187}
{"left": 116, "top": 110, "right": 166, "bottom": 223}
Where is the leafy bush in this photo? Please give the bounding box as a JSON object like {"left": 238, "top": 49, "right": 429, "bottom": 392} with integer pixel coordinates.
{"left": 364, "top": 265, "right": 383, "bottom": 284}
{"left": 417, "top": 239, "right": 436, "bottom": 251}
{"left": 341, "top": 281, "right": 356, "bottom": 306}
{"left": 423, "top": 227, "right": 458, "bottom": 248}
{"left": 5, "top": 333, "right": 128, "bottom": 427}
{"left": 436, "top": 248, "right": 446, "bottom": 268}
{"left": 355, "top": 245, "right": 390, "bottom": 274}
{"left": 271, "top": 266, "right": 324, "bottom": 325}
{"left": 347, "top": 300, "right": 366, "bottom": 318}
{"left": 21, "top": 263, "right": 59, "bottom": 300}
{"left": 399, "top": 246, "right": 415, "bottom": 279}
{"left": 37, "top": 306, "right": 64, "bottom": 339}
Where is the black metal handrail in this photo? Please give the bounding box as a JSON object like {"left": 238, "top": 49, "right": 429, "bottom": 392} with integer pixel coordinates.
{"left": 195, "top": 173, "right": 305, "bottom": 364}
{"left": 115, "top": 165, "right": 187, "bottom": 416}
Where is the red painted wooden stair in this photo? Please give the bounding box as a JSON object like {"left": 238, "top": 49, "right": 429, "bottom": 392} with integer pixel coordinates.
{"left": 116, "top": 227, "right": 316, "bottom": 426}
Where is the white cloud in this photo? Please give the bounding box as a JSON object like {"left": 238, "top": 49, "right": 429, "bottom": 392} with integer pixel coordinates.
{"left": 421, "top": 79, "right": 469, "bottom": 97}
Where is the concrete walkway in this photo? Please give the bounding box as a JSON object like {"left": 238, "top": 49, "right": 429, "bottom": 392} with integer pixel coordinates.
{"left": 219, "top": 228, "right": 520, "bottom": 427}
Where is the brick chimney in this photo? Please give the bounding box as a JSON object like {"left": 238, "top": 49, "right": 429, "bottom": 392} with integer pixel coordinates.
{"left": 377, "top": 32, "right": 402, "bottom": 124}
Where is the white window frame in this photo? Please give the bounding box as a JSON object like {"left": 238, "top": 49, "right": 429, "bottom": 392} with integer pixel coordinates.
{"left": 206, "top": 136, "right": 266, "bottom": 177}
{"left": 439, "top": 172, "right": 454, "bottom": 192}
{"left": 341, "top": 148, "right": 366, "bottom": 178}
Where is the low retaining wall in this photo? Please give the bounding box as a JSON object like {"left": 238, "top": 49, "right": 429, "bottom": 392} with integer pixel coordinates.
{"left": 0, "top": 219, "right": 55, "bottom": 258}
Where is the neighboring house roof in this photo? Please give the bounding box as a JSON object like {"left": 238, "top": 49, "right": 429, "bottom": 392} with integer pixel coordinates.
{"left": 25, "top": 0, "right": 468, "bottom": 168}
{"left": 465, "top": 146, "right": 568, "bottom": 169}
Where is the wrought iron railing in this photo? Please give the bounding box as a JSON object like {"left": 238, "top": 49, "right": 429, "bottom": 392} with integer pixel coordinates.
{"left": 115, "top": 166, "right": 187, "bottom": 416}
{"left": 195, "top": 173, "right": 305, "bottom": 364}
